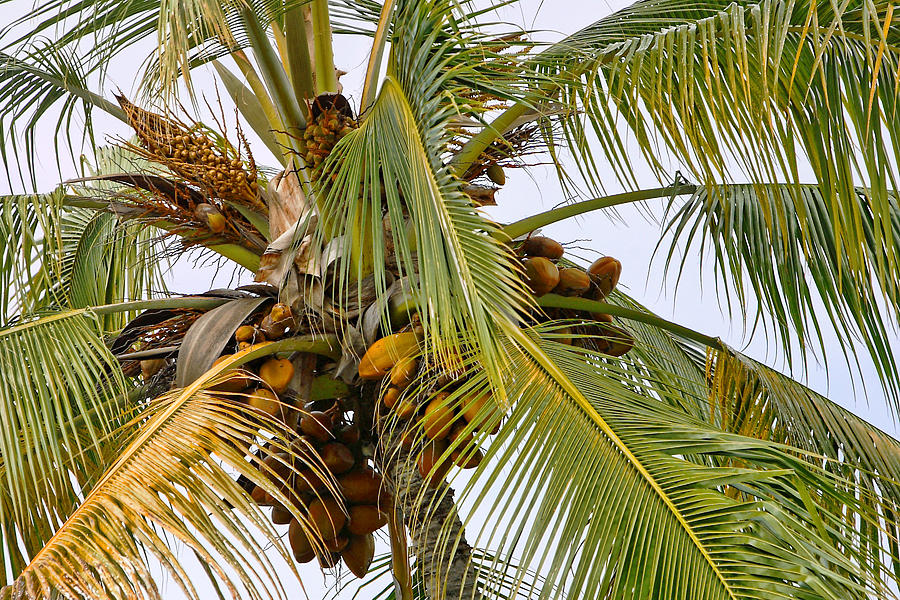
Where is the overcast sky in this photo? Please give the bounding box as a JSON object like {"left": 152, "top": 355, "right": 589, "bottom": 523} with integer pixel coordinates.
{"left": 2, "top": 0, "right": 899, "bottom": 598}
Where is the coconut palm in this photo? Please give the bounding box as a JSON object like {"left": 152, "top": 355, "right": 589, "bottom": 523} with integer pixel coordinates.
{"left": 3, "top": 0, "right": 900, "bottom": 599}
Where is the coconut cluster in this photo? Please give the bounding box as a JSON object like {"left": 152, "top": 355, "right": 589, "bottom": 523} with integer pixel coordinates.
{"left": 358, "top": 332, "right": 502, "bottom": 488}
{"left": 302, "top": 94, "right": 357, "bottom": 182}
{"left": 252, "top": 406, "right": 390, "bottom": 577}
{"left": 205, "top": 302, "right": 390, "bottom": 578}
{"left": 518, "top": 236, "right": 633, "bottom": 356}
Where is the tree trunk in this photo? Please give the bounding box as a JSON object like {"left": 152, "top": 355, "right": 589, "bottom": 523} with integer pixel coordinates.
{"left": 384, "top": 444, "right": 478, "bottom": 600}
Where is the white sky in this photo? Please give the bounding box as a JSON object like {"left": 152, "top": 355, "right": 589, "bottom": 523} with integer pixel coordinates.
{"left": 2, "top": 0, "right": 899, "bottom": 598}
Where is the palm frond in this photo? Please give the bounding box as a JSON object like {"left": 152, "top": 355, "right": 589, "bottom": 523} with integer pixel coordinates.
{"left": 0, "top": 307, "right": 133, "bottom": 576}
{"left": 2, "top": 338, "right": 335, "bottom": 600}
{"left": 523, "top": 0, "right": 900, "bottom": 369}
{"left": 662, "top": 183, "right": 900, "bottom": 405}
{"left": 438, "top": 332, "right": 900, "bottom": 600}
{"left": 0, "top": 44, "right": 124, "bottom": 187}
{"left": 534, "top": 0, "right": 900, "bottom": 190}
{"left": 0, "top": 191, "right": 60, "bottom": 322}
{"left": 1, "top": 145, "right": 169, "bottom": 327}
{"left": 314, "top": 0, "right": 536, "bottom": 387}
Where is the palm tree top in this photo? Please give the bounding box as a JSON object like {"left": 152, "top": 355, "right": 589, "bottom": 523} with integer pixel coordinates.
{"left": 2, "top": 2, "right": 900, "bottom": 600}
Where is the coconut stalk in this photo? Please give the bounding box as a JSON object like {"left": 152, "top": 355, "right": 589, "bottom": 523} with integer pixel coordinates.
{"left": 384, "top": 441, "right": 478, "bottom": 600}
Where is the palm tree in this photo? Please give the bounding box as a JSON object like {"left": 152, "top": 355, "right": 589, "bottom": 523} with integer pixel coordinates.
{"left": 3, "top": 0, "right": 900, "bottom": 598}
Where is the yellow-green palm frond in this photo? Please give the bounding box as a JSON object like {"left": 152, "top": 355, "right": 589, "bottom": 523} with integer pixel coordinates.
{"left": 434, "top": 332, "right": 900, "bottom": 600}
{"left": 523, "top": 0, "right": 900, "bottom": 388}
{"left": 534, "top": 0, "right": 900, "bottom": 194}
{"left": 2, "top": 337, "right": 338, "bottom": 600}
{"left": 0, "top": 308, "right": 134, "bottom": 576}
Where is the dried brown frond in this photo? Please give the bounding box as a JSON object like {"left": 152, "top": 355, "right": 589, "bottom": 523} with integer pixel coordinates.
{"left": 100, "top": 175, "right": 267, "bottom": 254}
{"left": 129, "top": 310, "right": 204, "bottom": 350}
{"left": 116, "top": 95, "right": 267, "bottom": 214}
{"left": 117, "top": 311, "right": 202, "bottom": 378}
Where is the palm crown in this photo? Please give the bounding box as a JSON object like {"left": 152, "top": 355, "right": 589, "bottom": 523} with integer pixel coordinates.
{"left": 3, "top": 1, "right": 900, "bottom": 599}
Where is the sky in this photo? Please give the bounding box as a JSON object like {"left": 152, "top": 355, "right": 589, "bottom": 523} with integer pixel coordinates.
{"left": 2, "top": 0, "right": 900, "bottom": 598}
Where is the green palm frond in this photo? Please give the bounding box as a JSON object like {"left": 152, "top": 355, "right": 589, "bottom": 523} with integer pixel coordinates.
{"left": 314, "top": 0, "right": 535, "bottom": 385}
{"left": 439, "top": 332, "right": 900, "bottom": 600}
{"left": 0, "top": 192, "right": 59, "bottom": 322}
{"left": 534, "top": 0, "right": 900, "bottom": 191}
{"left": 2, "top": 0, "right": 304, "bottom": 94}
{"left": 604, "top": 290, "right": 711, "bottom": 419}
{"left": 662, "top": 183, "right": 900, "bottom": 404}
{"left": 522, "top": 0, "right": 900, "bottom": 355}
{"left": 2, "top": 337, "right": 337, "bottom": 600}
{"left": 0, "top": 44, "right": 125, "bottom": 186}
{"left": 707, "top": 346, "right": 900, "bottom": 484}
{"left": 1, "top": 146, "right": 168, "bottom": 327}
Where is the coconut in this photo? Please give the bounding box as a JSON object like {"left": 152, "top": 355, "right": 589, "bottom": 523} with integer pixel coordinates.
{"left": 389, "top": 356, "right": 418, "bottom": 389}
{"left": 247, "top": 388, "right": 280, "bottom": 417}
{"left": 554, "top": 268, "right": 591, "bottom": 297}
{"left": 394, "top": 396, "right": 417, "bottom": 420}
{"left": 320, "top": 442, "right": 355, "bottom": 474}
{"left": 210, "top": 355, "right": 254, "bottom": 392}
{"left": 307, "top": 497, "right": 347, "bottom": 541}
{"left": 383, "top": 386, "right": 401, "bottom": 409}
{"left": 523, "top": 257, "right": 560, "bottom": 296}
{"left": 460, "top": 391, "right": 501, "bottom": 434}
{"left": 323, "top": 535, "right": 349, "bottom": 553}
{"left": 451, "top": 446, "right": 483, "bottom": 469}
{"left": 486, "top": 163, "right": 506, "bottom": 186}
{"left": 602, "top": 326, "right": 634, "bottom": 357}
{"left": 587, "top": 257, "right": 622, "bottom": 299}
{"left": 271, "top": 504, "right": 293, "bottom": 525}
{"left": 338, "top": 468, "right": 383, "bottom": 504}
{"left": 300, "top": 411, "right": 333, "bottom": 442}
{"left": 288, "top": 518, "right": 315, "bottom": 563}
{"left": 522, "top": 236, "right": 564, "bottom": 259}
{"left": 346, "top": 505, "right": 388, "bottom": 536}
{"left": 336, "top": 423, "right": 360, "bottom": 445}
{"left": 140, "top": 358, "right": 166, "bottom": 380}
{"left": 194, "top": 203, "right": 226, "bottom": 233}
{"left": 358, "top": 332, "right": 419, "bottom": 380}
{"left": 341, "top": 534, "right": 375, "bottom": 578}
{"left": 259, "top": 358, "right": 294, "bottom": 394}
{"left": 421, "top": 393, "right": 456, "bottom": 440}
{"left": 417, "top": 441, "right": 451, "bottom": 488}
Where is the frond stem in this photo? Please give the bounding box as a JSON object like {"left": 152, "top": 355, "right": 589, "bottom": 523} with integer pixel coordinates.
{"left": 536, "top": 294, "right": 725, "bottom": 351}
{"left": 310, "top": 0, "right": 338, "bottom": 93}
{"left": 285, "top": 6, "right": 315, "bottom": 100}
{"left": 239, "top": 7, "right": 307, "bottom": 137}
{"left": 359, "top": 0, "right": 397, "bottom": 116}
{"left": 501, "top": 184, "right": 697, "bottom": 239}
